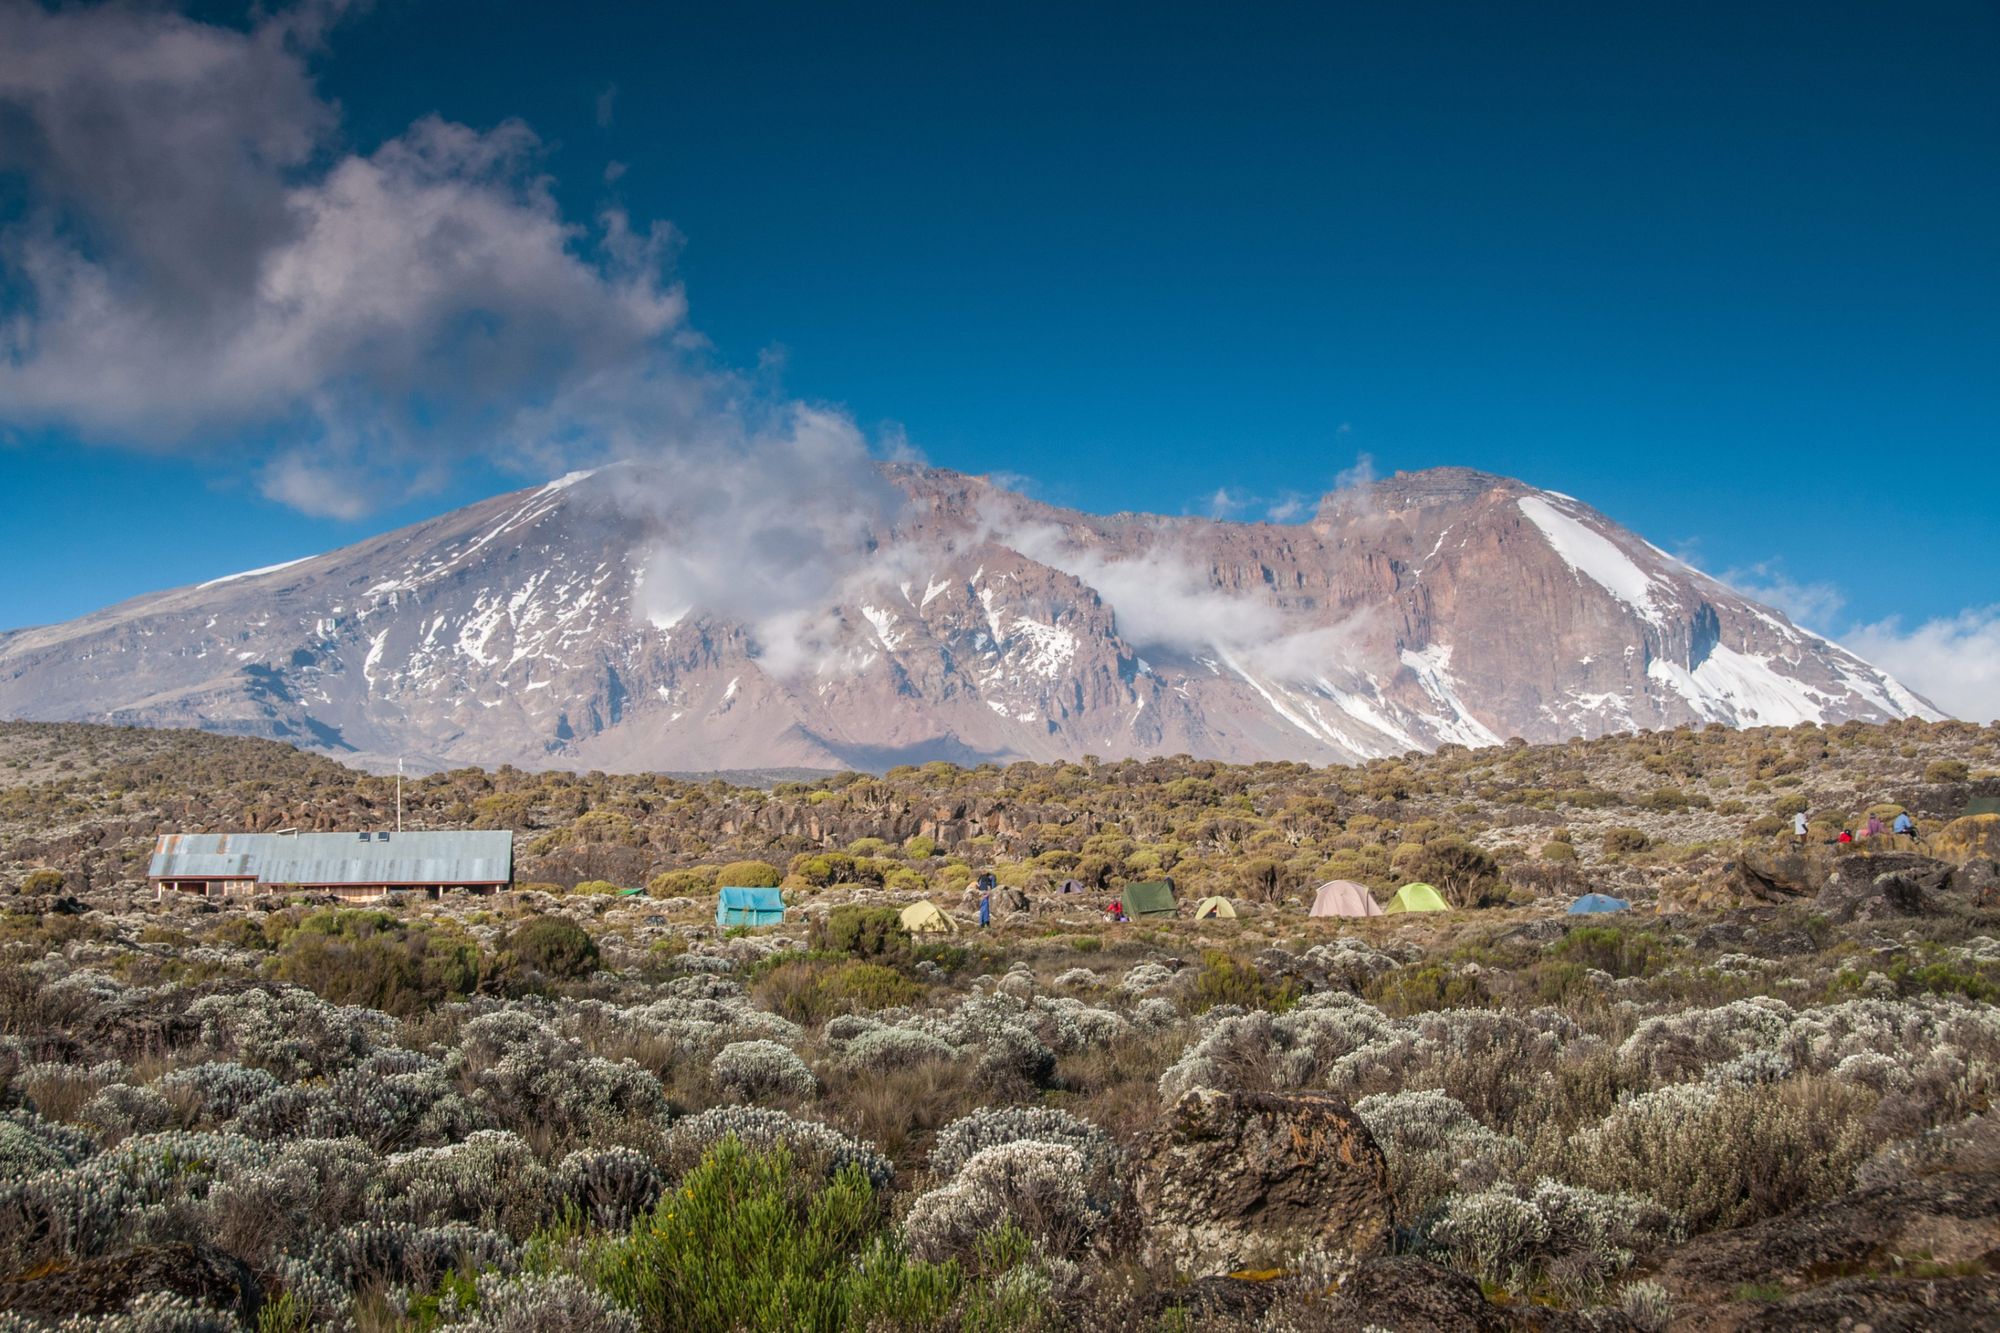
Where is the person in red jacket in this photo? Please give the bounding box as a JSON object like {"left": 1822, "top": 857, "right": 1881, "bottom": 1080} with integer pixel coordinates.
{"left": 1107, "top": 898, "right": 1125, "bottom": 923}
{"left": 1836, "top": 829, "right": 1854, "bottom": 845}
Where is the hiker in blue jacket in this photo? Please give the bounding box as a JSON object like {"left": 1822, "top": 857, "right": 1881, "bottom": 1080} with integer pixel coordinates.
{"left": 1894, "top": 811, "right": 1916, "bottom": 837}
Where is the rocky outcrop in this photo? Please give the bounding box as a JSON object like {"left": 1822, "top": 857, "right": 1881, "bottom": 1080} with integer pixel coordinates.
{"left": 1813, "top": 853, "right": 1957, "bottom": 923}
{"left": 0, "top": 1243, "right": 263, "bottom": 1324}
{"left": 1934, "top": 814, "right": 2000, "bottom": 864}
{"left": 1140, "top": 1257, "right": 1621, "bottom": 1331}
{"left": 1653, "top": 1156, "right": 2000, "bottom": 1332}
{"left": 1135, "top": 1088, "right": 1393, "bottom": 1275}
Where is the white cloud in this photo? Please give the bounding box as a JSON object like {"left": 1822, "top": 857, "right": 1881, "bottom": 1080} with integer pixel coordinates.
{"left": 629, "top": 406, "right": 907, "bottom": 677}
{"left": 0, "top": 1, "right": 687, "bottom": 514}
{"left": 1843, "top": 607, "right": 2000, "bottom": 724}
{"left": 1719, "top": 560, "right": 1848, "bottom": 632}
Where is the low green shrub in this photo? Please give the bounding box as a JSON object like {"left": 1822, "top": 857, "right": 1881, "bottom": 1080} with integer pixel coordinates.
{"left": 576, "top": 1140, "right": 951, "bottom": 1333}
{"left": 1187, "top": 950, "right": 1299, "bottom": 1014}
{"left": 271, "top": 909, "right": 484, "bottom": 1014}
{"left": 810, "top": 906, "right": 909, "bottom": 960}
{"left": 506, "top": 916, "right": 601, "bottom": 980}
{"left": 716, "top": 860, "right": 783, "bottom": 888}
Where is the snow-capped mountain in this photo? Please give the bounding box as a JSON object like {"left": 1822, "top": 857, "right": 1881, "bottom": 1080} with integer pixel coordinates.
{"left": 0, "top": 465, "right": 1940, "bottom": 771}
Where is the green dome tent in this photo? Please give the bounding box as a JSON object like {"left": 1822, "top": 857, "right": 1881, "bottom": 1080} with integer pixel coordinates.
{"left": 1385, "top": 882, "right": 1449, "bottom": 914}
{"left": 1123, "top": 880, "right": 1179, "bottom": 918}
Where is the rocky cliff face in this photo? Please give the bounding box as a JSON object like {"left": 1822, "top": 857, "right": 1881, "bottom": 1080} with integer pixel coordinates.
{"left": 0, "top": 464, "right": 1939, "bottom": 772}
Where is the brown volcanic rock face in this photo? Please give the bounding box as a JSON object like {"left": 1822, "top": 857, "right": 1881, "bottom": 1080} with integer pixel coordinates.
{"left": 0, "top": 464, "right": 1938, "bottom": 772}
{"left": 1134, "top": 1087, "right": 1395, "bottom": 1276}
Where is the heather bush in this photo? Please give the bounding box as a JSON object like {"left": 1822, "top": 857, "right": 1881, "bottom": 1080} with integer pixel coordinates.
{"left": 663, "top": 1106, "right": 892, "bottom": 1189}
{"left": 903, "top": 1140, "right": 1102, "bottom": 1264}
{"left": 1428, "top": 1178, "right": 1675, "bottom": 1302}
{"left": 552, "top": 1146, "right": 666, "bottom": 1231}
{"left": 1186, "top": 950, "right": 1299, "bottom": 1014}
{"left": 1355, "top": 1088, "right": 1527, "bottom": 1222}
{"left": 1562, "top": 1077, "right": 1875, "bottom": 1232}
{"left": 189, "top": 986, "right": 393, "bottom": 1081}
{"left": 711, "top": 1039, "right": 818, "bottom": 1102}
{"left": 453, "top": 1271, "right": 641, "bottom": 1332}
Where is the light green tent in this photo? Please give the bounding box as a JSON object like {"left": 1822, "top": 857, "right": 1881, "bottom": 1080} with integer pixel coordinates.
{"left": 1385, "top": 882, "right": 1449, "bottom": 914}
{"left": 1124, "top": 880, "right": 1179, "bottom": 918}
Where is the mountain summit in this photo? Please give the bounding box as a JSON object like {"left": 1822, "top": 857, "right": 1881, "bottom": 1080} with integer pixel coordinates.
{"left": 0, "top": 465, "right": 1939, "bottom": 771}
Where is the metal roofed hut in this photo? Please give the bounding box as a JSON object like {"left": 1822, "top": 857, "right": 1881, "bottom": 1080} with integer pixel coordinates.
{"left": 149, "top": 831, "right": 514, "bottom": 903}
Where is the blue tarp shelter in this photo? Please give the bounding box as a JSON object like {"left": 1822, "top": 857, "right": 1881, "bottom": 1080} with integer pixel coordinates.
{"left": 717, "top": 886, "right": 786, "bottom": 926}
{"left": 1567, "top": 893, "right": 1630, "bottom": 914}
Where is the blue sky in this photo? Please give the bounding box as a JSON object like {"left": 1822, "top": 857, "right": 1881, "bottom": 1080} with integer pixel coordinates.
{"left": 1, "top": 1, "right": 1995, "bottom": 710}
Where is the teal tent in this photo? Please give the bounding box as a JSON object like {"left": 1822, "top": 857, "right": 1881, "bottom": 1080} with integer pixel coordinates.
{"left": 1567, "top": 893, "right": 1629, "bottom": 914}
{"left": 716, "top": 886, "right": 785, "bottom": 926}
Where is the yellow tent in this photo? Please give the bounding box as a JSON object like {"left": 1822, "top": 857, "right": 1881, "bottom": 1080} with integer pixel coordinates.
{"left": 899, "top": 900, "right": 959, "bottom": 934}
{"left": 1193, "top": 895, "right": 1237, "bottom": 919}
{"left": 1384, "top": 882, "right": 1449, "bottom": 914}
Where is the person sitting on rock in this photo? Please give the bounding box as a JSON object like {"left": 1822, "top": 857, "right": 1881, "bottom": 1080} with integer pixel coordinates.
{"left": 1836, "top": 828, "right": 1854, "bottom": 845}
{"left": 1894, "top": 811, "right": 1916, "bottom": 837}
{"left": 1865, "top": 813, "right": 1884, "bottom": 838}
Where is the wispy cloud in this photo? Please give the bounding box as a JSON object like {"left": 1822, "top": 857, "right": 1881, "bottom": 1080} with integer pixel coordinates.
{"left": 1843, "top": 607, "right": 2000, "bottom": 724}
{"left": 1719, "top": 560, "right": 1848, "bottom": 632}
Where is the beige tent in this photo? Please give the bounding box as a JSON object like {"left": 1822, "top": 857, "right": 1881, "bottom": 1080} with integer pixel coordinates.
{"left": 1193, "top": 895, "right": 1237, "bottom": 920}
{"left": 1309, "top": 880, "right": 1384, "bottom": 918}
{"left": 899, "top": 900, "right": 959, "bottom": 934}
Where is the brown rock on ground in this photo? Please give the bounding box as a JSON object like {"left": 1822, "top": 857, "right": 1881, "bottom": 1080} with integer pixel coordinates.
{"left": 1812, "top": 852, "right": 1956, "bottom": 923}
{"left": 1653, "top": 1168, "right": 2000, "bottom": 1331}
{"left": 1135, "top": 1087, "right": 1393, "bottom": 1276}
{"left": 1131, "top": 1257, "right": 1623, "bottom": 1331}
{"left": 0, "top": 1242, "right": 263, "bottom": 1324}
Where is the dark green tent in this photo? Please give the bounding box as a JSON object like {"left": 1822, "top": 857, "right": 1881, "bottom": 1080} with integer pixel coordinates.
{"left": 1965, "top": 796, "right": 2000, "bottom": 818}
{"left": 1124, "top": 880, "right": 1179, "bottom": 918}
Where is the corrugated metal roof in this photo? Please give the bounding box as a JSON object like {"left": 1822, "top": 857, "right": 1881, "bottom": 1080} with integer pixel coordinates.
{"left": 149, "top": 831, "right": 513, "bottom": 886}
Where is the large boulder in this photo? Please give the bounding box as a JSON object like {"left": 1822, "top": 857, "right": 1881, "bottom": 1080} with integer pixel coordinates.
{"left": 1730, "top": 843, "right": 1832, "bottom": 901}
{"left": 1135, "top": 1088, "right": 1393, "bottom": 1275}
{"left": 1813, "top": 853, "right": 1956, "bottom": 923}
{"left": 1933, "top": 814, "right": 2000, "bottom": 865}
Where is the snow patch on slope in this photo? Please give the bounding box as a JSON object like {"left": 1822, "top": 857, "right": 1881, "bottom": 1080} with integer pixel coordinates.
{"left": 1399, "top": 644, "right": 1503, "bottom": 747}
{"left": 1646, "top": 644, "right": 1831, "bottom": 726}
{"left": 196, "top": 556, "right": 311, "bottom": 590}
{"left": 1518, "top": 495, "right": 1667, "bottom": 626}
